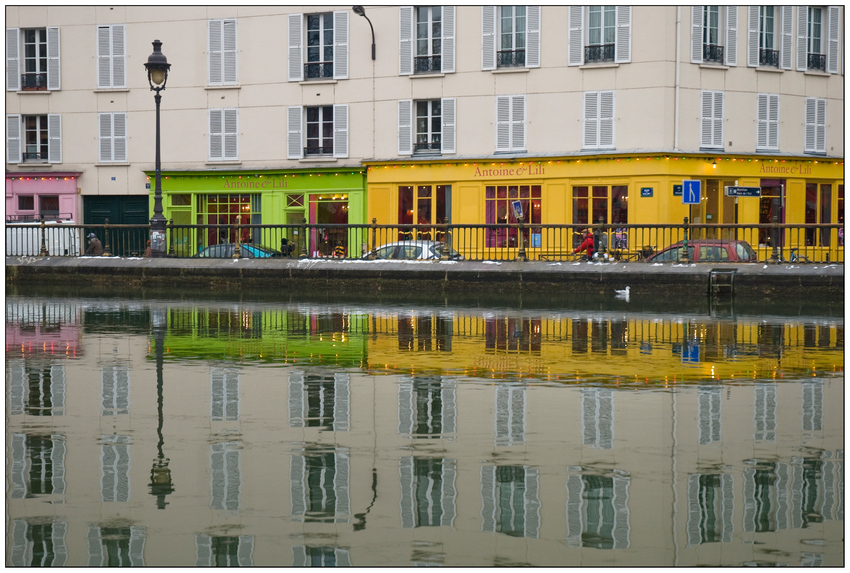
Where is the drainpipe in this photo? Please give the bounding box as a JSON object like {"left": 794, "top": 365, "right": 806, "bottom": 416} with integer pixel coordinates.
{"left": 674, "top": 6, "right": 681, "bottom": 151}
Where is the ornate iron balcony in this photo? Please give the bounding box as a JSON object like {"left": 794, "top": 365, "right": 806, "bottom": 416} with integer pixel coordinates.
{"left": 496, "top": 49, "right": 525, "bottom": 68}
{"left": 304, "top": 145, "right": 333, "bottom": 156}
{"left": 304, "top": 61, "right": 334, "bottom": 80}
{"left": 584, "top": 43, "right": 615, "bottom": 63}
{"left": 703, "top": 44, "right": 724, "bottom": 64}
{"left": 414, "top": 55, "right": 442, "bottom": 74}
{"left": 22, "top": 151, "right": 48, "bottom": 162}
{"left": 21, "top": 73, "right": 47, "bottom": 90}
{"left": 759, "top": 48, "right": 780, "bottom": 67}
{"left": 807, "top": 53, "right": 826, "bottom": 72}
{"left": 414, "top": 141, "right": 441, "bottom": 153}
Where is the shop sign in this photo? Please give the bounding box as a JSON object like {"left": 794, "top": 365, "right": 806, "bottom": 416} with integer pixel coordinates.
{"left": 223, "top": 176, "right": 288, "bottom": 190}
{"left": 473, "top": 164, "right": 546, "bottom": 178}
{"left": 673, "top": 185, "right": 682, "bottom": 196}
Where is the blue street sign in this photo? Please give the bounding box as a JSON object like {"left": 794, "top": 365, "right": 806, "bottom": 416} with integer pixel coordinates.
{"left": 725, "top": 186, "right": 761, "bottom": 197}
{"left": 683, "top": 180, "right": 701, "bottom": 204}
{"left": 640, "top": 187, "right": 653, "bottom": 197}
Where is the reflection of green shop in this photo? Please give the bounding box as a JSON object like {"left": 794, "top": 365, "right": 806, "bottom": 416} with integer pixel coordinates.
{"left": 146, "top": 168, "right": 365, "bottom": 256}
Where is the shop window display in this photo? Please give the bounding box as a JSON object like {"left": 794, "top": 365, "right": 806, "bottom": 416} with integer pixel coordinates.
{"left": 485, "top": 185, "right": 541, "bottom": 248}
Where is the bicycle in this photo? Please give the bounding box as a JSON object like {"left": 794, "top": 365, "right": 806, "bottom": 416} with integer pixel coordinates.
{"left": 779, "top": 248, "right": 809, "bottom": 263}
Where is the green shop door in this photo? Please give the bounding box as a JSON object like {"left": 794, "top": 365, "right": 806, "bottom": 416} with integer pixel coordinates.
{"left": 83, "top": 196, "right": 149, "bottom": 256}
{"left": 286, "top": 211, "right": 305, "bottom": 257}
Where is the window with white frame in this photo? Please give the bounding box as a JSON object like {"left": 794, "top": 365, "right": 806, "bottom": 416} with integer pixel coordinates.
{"left": 481, "top": 465, "right": 540, "bottom": 538}
{"left": 98, "top": 113, "right": 127, "bottom": 163}
{"left": 101, "top": 364, "right": 130, "bottom": 415}
{"left": 7, "top": 114, "right": 61, "bottom": 164}
{"left": 700, "top": 90, "right": 724, "bottom": 149}
{"left": 686, "top": 474, "right": 734, "bottom": 545}
{"left": 742, "top": 460, "right": 789, "bottom": 532}
{"left": 691, "top": 6, "right": 737, "bottom": 66}
{"left": 10, "top": 433, "right": 66, "bottom": 499}
{"left": 569, "top": 6, "right": 631, "bottom": 66}
{"left": 398, "top": 376, "right": 456, "bottom": 439}
{"left": 209, "top": 108, "right": 238, "bottom": 161}
{"left": 804, "top": 97, "right": 826, "bottom": 154}
{"left": 6, "top": 27, "right": 60, "bottom": 91}
{"left": 583, "top": 90, "right": 615, "bottom": 149}
{"left": 400, "top": 6, "right": 455, "bottom": 75}
{"left": 754, "top": 383, "right": 777, "bottom": 441}
{"left": 582, "top": 388, "right": 614, "bottom": 449}
{"left": 211, "top": 367, "right": 239, "bottom": 422}
{"left": 208, "top": 19, "right": 237, "bottom": 85}
{"left": 10, "top": 520, "right": 68, "bottom": 567}
{"left": 7, "top": 362, "right": 65, "bottom": 415}
{"left": 97, "top": 24, "right": 125, "bottom": 88}
{"left": 748, "top": 6, "right": 793, "bottom": 69}
{"left": 566, "top": 469, "right": 630, "bottom": 549}
{"left": 495, "top": 384, "right": 525, "bottom": 446}
{"left": 196, "top": 534, "right": 254, "bottom": 567}
{"left": 289, "top": 371, "right": 350, "bottom": 431}
{"left": 292, "top": 546, "right": 351, "bottom": 567}
{"left": 101, "top": 434, "right": 131, "bottom": 503}
{"left": 698, "top": 386, "right": 722, "bottom": 444}
{"left": 756, "top": 93, "right": 779, "bottom": 150}
{"left": 287, "top": 104, "right": 348, "bottom": 159}
{"left": 797, "top": 6, "right": 840, "bottom": 73}
{"left": 398, "top": 98, "right": 456, "bottom": 155}
{"left": 482, "top": 6, "right": 540, "bottom": 70}
{"left": 399, "top": 457, "right": 457, "bottom": 527}
{"left": 88, "top": 525, "right": 146, "bottom": 567}
{"left": 288, "top": 11, "right": 348, "bottom": 81}
{"left": 495, "top": 95, "right": 525, "bottom": 152}
{"left": 290, "top": 447, "right": 350, "bottom": 523}
{"left": 210, "top": 441, "right": 241, "bottom": 511}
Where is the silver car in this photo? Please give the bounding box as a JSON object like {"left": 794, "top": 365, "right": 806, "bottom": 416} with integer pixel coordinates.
{"left": 366, "top": 240, "right": 463, "bottom": 261}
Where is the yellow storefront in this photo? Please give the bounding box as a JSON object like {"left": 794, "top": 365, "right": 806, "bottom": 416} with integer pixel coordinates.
{"left": 365, "top": 154, "right": 844, "bottom": 260}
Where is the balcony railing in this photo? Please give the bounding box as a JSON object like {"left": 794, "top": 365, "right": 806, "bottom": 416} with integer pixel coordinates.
{"left": 22, "top": 151, "right": 48, "bottom": 162}
{"left": 807, "top": 53, "right": 826, "bottom": 72}
{"left": 7, "top": 221, "right": 843, "bottom": 264}
{"left": 496, "top": 49, "right": 525, "bottom": 68}
{"left": 703, "top": 44, "right": 724, "bottom": 64}
{"left": 584, "top": 43, "right": 615, "bottom": 64}
{"left": 304, "top": 145, "right": 333, "bottom": 157}
{"left": 759, "top": 48, "right": 780, "bottom": 68}
{"left": 414, "top": 55, "right": 442, "bottom": 74}
{"left": 304, "top": 61, "right": 334, "bottom": 80}
{"left": 414, "top": 141, "right": 441, "bottom": 153}
{"left": 20, "top": 73, "right": 47, "bottom": 90}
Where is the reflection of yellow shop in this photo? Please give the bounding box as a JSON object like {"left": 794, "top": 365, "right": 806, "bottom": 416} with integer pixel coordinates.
{"left": 365, "top": 155, "right": 844, "bottom": 257}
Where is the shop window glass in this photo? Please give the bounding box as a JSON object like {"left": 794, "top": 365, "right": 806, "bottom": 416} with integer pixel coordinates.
{"left": 398, "top": 184, "right": 450, "bottom": 241}
{"left": 485, "top": 185, "right": 541, "bottom": 248}
{"left": 171, "top": 194, "right": 191, "bottom": 206}
{"left": 39, "top": 195, "right": 59, "bottom": 217}
{"left": 837, "top": 186, "right": 844, "bottom": 246}
{"left": 287, "top": 194, "right": 305, "bottom": 208}
{"left": 758, "top": 179, "right": 784, "bottom": 247}
{"left": 18, "top": 195, "right": 34, "bottom": 211}
{"left": 197, "top": 194, "right": 261, "bottom": 249}
{"left": 573, "top": 185, "right": 629, "bottom": 249}
{"left": 310, "top": 194, "right": 349, "bottom": 257}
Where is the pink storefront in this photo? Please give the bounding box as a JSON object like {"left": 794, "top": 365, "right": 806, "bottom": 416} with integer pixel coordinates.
{"left": 6, "top": 171, "right": 80, "bottom": 221}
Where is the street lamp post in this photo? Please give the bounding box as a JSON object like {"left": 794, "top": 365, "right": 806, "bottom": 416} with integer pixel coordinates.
{"left": 144, "top": 40, "right": 171, "bottom": 258}
{"left": 149, "top": 306, "right": 174, "bottom": 509}
{"left": 352, "top": 6, "right": 376, "bottom": 60}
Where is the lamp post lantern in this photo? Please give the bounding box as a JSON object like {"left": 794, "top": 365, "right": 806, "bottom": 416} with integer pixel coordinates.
{"left": 352, "top": 6, "right": 376, "bottom": 60}
{"left": 144, "top": 40, "right": 171, "bottom": 257}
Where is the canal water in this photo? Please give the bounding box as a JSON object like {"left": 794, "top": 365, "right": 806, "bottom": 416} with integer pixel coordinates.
{"left": 5, "top": 287, "right": 843, "bottom": 567}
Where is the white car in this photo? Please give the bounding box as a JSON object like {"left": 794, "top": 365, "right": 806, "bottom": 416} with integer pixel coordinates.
{"left": 365, "top": 240, "right": 463, "bottom": 261}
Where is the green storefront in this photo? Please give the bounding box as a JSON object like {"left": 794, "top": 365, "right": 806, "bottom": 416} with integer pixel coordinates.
{"left": 146, "top": 168, "right": 366, "bottom": 257}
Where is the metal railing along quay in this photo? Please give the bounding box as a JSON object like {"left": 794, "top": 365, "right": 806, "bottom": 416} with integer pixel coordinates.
{"left": 6, "top": 218, "right": 845, "bottom": 264}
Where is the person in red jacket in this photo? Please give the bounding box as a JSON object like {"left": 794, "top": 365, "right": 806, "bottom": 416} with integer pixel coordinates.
{"left": 573, "top": 228, "right": 594, "bottom": 259}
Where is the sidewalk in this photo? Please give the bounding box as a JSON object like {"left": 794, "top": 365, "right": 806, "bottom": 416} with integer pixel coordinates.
{"left": 5, "top": 255, "right": 844, "bottom": 300}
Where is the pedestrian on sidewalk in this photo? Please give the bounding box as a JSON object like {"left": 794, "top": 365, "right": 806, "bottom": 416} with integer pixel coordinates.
{"left": 573, "top": 228, "right": 594, "bottom": 260}
{"left": 85, "top": 233, "right": 103, "bottom": 255}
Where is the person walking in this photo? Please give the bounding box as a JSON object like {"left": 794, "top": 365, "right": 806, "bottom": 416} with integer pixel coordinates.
{"left": 85, "top": 233, "right": 103, "bottom": 255}
{"left": 573, "top": 228, "right": 594, "bottom": 260}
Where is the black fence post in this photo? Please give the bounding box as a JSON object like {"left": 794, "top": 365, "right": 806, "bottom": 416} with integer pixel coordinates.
{"left": 299, "top": 218, "right": 308, "bottom": 259}
{"left": 232, "top": 219, "right": 241, "bottom": 259}
{"left": 516, "top": 217, "right": 527, "bottom": 261}
{"left": 167, "top": 219, "right": 176, "bottom": 257}
{"left": 38, "top": 216, "right": 48, "bottom": 256}
{"left": 368, "top": 218, "right": 378, "bottom": 259}
{"left": 103, "top": 218, "right": 112, "bottom": 256}
{"left": 769, "top": 203, "right": 781, "bottom": 264}
{"left": 680, "top": 217, "right": 689, "bottom": 263}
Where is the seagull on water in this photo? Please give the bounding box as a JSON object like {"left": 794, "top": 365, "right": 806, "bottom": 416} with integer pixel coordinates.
{"left": 614, "top": 286, "right": 630, "bottom": 302}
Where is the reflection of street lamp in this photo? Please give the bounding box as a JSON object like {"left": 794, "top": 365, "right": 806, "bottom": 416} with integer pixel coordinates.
{"left": 144, "top": 40, "right": 171, "bottom": 258}
{"left": 149, "top": 306, "right": 174, "bottom": 508}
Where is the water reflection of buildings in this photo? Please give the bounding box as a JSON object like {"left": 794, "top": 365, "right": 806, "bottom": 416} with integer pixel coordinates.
{"left": 5, "top": 299, "right": 844, "bottom": 566}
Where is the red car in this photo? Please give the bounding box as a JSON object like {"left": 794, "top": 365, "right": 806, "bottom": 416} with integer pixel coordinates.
{"left": 645, "top": 239, "right": 757, "bottom": 263}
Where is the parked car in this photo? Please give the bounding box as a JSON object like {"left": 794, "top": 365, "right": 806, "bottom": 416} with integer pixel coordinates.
{"left": 364, "top": 240, "right": 464, "bottom": 261}
{"left": 645, "top": 239, "right": 757, "bottom": 263}
{"left": 193, "top": 243, "right": 282, "bottom": 259}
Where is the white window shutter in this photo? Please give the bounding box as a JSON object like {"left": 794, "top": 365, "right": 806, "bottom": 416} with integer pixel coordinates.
{"left": 804, "top": 98, "right": 817, "bottom": 151}
{"left": 747, "top": 6, "right": 759, "bottom": 67}
{"left": 796, "top": 6, "right": 807, "bottom": 71}
{"left": 615, "top": 6, "right": 631, "bottom": 63}
{"left": 288, "top": 13, "right": 303, "bottom": 82}
{"left": 495, "top": 95, "right": 511, "bottom": 151}
{"left": 398, "top": 99, "right": 413, "bottom": 155}
{"left": 209, "top": 20, "right": 222, "bottom": 84}
{"left": 112, "top": 25, "right": 125, "bottom": 88}
{"left": 725, "top": 6, "right": 737, "bottom": 66}
{"left": 526, "top": 6, "right": 541, "bottom": 68}
{"left": 399, "top": 6, "right": 414, "bottom": 75}
{"left": 712, "top": 91, "right": 724, "bottom": 147}
{"left": 47, "top": 27, "right": 60, "bottom": 90}
{"left": 815, "top": 98, "right": 826, "bottom": 152}
{"left": 7, "top": 114, "right": 21, "bottom": 163}
{"left": 6, "top": 28, "right": 20, "bottom": 91}
{"left": 209, "top": 109, "right": 223, "bottom": 160}
{"left": 756, "top": 94, "right": 769, "bottom": 148}
{"left": 333, "top": 104, "right": 348, "bottom": 158}
{"left": 691, "top": 6, "right": 704, "bottom": 63}
{"left": 223, "top": 108, "right": 238, "bottom": 160}
{"left": 99, "top": 113, "right": 112, "bottom": 162}
{"left": 599, "top": 91, "right": 614, "bottom": 148}
{"left": 441, "top": 97, "right": 456, "bottom": 154}
{"left": 97, "top": 27, "right": 111, "bottom": 87}
{"left": 482, "top": 6, "right": 497, "bottom": 70}
{"left": 568, "top": 6, "right": 584, "bottom": 66}
{"left": 780, "top": 6, "right": 794, "bottom": 70}
{"left": 511, "top": 95, "right": 525, "bottom": 151}
{"left": 48, "top": 114, "right": 61, "bottom": 163}
{"left": 287, "top": 105, "right": 303, "bottom": 159}
{"left": 827, "top": 6, "right": 839, "bottom": 73}
{"left": 223, "top": 19, "right": 237, "bottom": 84}
{"left": 442, "top": 6, "right": 455, "bottom": 73}
{"left": 583, "top": 91, "right": 598, "bottom": 148}
{"left": 700, "top": 91, "right": 713, "bottom": 147}
{"left": 333, "top": 11, "right": 348, "bottom": 80}
{"left": 767, "top": 94, "right": 779, "bottom": 149}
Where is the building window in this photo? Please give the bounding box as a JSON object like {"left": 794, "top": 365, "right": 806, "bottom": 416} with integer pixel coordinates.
{"left": 101, "top": 435, "right": 131, "bottom": 503}
{"left": 10, "top": 433, "right": 66, "bottom": 499}
{"left": 87, "top": 525, "right": 146, "bottom": 567}
{"left": 415, "top": 100, "right": 441, "bottom": 152}
{"left": 700, "top": 90, "right": 724, "bottom": 149}
{"left": 289, "top": 371, "right": 350, "bottom": 431}
{"left": 482, "top": 6, "right": 540, "bottom": 70}
{"left": 691, "top": 6, "right": 736, "bottom": 66}
{"left": 208, "top": 19, "right": 237, "bottom": 85}
{"left": 10, "top": 520, "right": 68, "bottom": 567}
{"left": 23, "top": 115, "right": 48, "bottom": 162}
{"left": 583, "top": 91, "right": 615, "bottom": 149}
{"left": 210, "top": 441, "right": 241, "bottom": 511}
{"left": 804, "top": 97, "right": 826, "bottom": 154}
{"left": 749, "top": 6, "right": 793, "bottom": 69}
{"left": 758, "top": 7, "right": 780, "bottom": 66}
{"left": 804, "top": 183, "right": 832, "bottom": 247}
{"left": 698, "top": 386, "right": 722, "bottom": 445}
{"left": 797, "top": 6, "right": 839, "bottom": 73}
{"left": 686, "top": 474, "right": 734, "bottom": 545}
{"left": 572, "top": 185, "right": 628, "bottom": 228}
{"left": 98, "top": 113, "right": 127, "bottom": 162}
{"left": 101, "top": 365, "right": 130, "bottom": 416}
{"left": 97, "top": 24, "right": 126, "bottom": 88}
{"left": 211, "top": 368, "right": 239, "bottom": 422}
{"left": 288, "top": 12, "right": 348, "bottom": 81}
{"left": 582, "top": 388, "right": 614, "bottom": 449}
{"left": 756, "top": 93, "right": 779, "bottom": 150}
{"left": 495, "top": 95, "right": 526, "bottom": 152}
{"left": 485, "top": 185, "right": 541, "bottom": 248}
{"left": 416, "top": 6, "right": 442, "bottom": 73}
{"left": 290, "top": 447, "right": 351, "bottom": 523}
{"left": 7, "top": 363, "right": 65, "bottom": 416}
{"left": 586, "top": 6, "right": 616, "bottom": 62}
{"left": 758, "top": 179, "right": 785, "bottom": 246}
{"left": 305, "top": 106, "right": 333, "bottom": 156}
{"left": 208, "top": 108, "right": 238, "bottom": 161}
{"left": 494, "top": 384, "right": 526, "bottom": 446}
{"left": 398, "top": 376, "right": 456, "bottom": 439}
{"left": 7, "top": 113, "right": 61, "bottom": 164}
{"left": 292, "top": 546, "right": 351, "bottom": 567}
{"left": 18, "top": 195, "right": 34, "bottom": 211}
{"left": 569, "top": 6, "right": 631, "bottom": 66}
{"left": 398, "top": 99, "right": 455, "bottom": 156}
{"left": 566, "top": 470, "right": 631, "bottom": 549}
{"left": 5, "top": 27, "right": 60, "bottom": 91}
{"left": 703, "top": 6, "right": 723, "bottom": 62}
{"left": 742, "top": 460, "right": 790, "bottom": 532}
{"left": 806, "top": 7, "right": 825, "bottom": 71}
{"left": 481, "top": 465, "right": 541, "bottom": 538}
{"left": 400, "top": 6, "right": 455, "bottom": 75}
{"left": 287, "top": 105, "right": 348, "bottom": 160}
{"left": 397, "top": 185, "right": 450, "bottom": 240}
{"left": 197, "top": 194, "right": 261, "bottom": 247}
{"left": 400, "top": 457, "right": 457, "bottom": 527}
{"left": 196, "top": 534, "right": 254, "bottom": 567}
